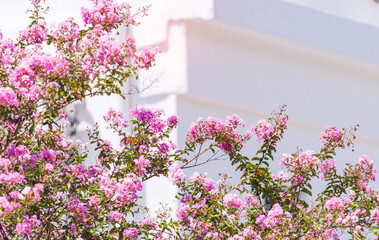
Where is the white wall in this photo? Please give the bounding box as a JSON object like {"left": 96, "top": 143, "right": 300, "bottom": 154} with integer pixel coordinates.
{"left": 284, "top": 0, "right": 379, "bottom": 28}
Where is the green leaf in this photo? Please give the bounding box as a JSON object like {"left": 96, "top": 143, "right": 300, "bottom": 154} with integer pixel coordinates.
{"left": 301, "top": 188, "right": 312, "bottom": 196}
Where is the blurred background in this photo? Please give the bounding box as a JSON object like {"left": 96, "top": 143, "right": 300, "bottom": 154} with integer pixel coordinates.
{"left": 1, "top": 0, "right": 379, "bottom": 214}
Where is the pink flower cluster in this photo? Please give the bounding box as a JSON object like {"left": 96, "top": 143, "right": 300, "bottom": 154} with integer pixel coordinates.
{"left": 168, "top": 164, "right": 185, "bottom": 185}
{"left": 15, "top": 215, "right": 41, "bottom": 237}
{"left": 319, "top": 159, "right": 336, "bottom": 180}
{"left": 133, "top": 155, "right": 151, "bottom": 176}
{"left": 177, "top": 203, "right": 192, "bottom": 222}
{"left": 51, "top": 17, "right": 80, "bottom": 53}
{"left": 251, "top": 120, "right": 274, "bottom": 143}
{"left": 322, "top": 195, "right": 366, "bottom": 231}
{"left": 99, "top": 175, "right": 142, "bottom": 207}
{"left": 357, "top": 154, "right": 376, "bottom": 181}
{"left": 139, "top": 217, "right": 157, "bottom": 228}
{"left": 39, "top": 149, "right": 56, "bottom": 164}
{"left": 271, "top": 171, "right": 290, "bottom": 182}
{"left": 319, "top": 125, "right": 341, "bottom": 147}
{"left": 281, "top": 150, "right": 320, "bottom": 173}
{"left": 123, "top": 227, "right": 138, "bottom": 239}
{"left": 325, "top": 197, "right": 349, "bottom": 211}
{"left": 81, "top": 0, "right": 131, "bottom": 32}
{"left": 67, "top": 197, "right": 90, "bottom": 222}
{"left": 128, "top": 106, "right": 181, "bottom": 137}
{"left": 371, "top": 208, "right": 379, "bottom": 224}
{"left": 129, "top": 105, "right": 162, "bottom": 125}
{"left": 109, "top": 210, "right": 125, "bottom": 223}
{"left": 187, "top": 115, "right": 250, "bottom": 154}
{"left": 281, "top": 150, "right": 320, "bottom": 185}
{"left": 134, "top": 47, "right": 161, "bottom": 69}
{"left": 190, "top": 172, "right": 215, "bottom": 191}
{"left": 19, "top": 21, "right": 48, "bottom": 44}
{"left": 223, "top": 194, "right": 244, "bottom": 210}
{"left": 0, "top": 87, "right": 18, "bottom": 107}
{"left": 104, "top": 108, "right": 128, "bottom": 127}
{"left": 6, "top": 54, "right": 70, "bottom": 103}
{"left": 226, "top": 114, "right": 245, "bottom": 128}
{"left": 255, "top": 204, "right": 293, "bottom": 238}
{"left": 167, "top": 115, "right": 180, "bottom": 128}
{"left": 0, "top": 196, "right": 21, "bottom": 217}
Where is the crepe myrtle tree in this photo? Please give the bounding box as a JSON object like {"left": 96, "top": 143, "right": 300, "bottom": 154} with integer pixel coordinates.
{"left": 0, "top": 0, "right": 378, "bottom": 239}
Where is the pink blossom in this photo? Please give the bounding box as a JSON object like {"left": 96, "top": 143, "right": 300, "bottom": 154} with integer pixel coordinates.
{"left": 268, "top": 204, "right": 283, "bottom": 218}
{"left": 133, "top": 155, "right": 151, "bottom": 175}
{"left": 19, "top": 21, "right": 48, "bottom": 44}
{"left": 190, "top": 172, "right": 215, "bottom": 191}
{"left": 370, "top": 208, "right": 379, "bottom": 224}
{"left": 325, "top": 197, "right": 346, "bottom": 211}
{"left": 123, "top": 227, "right": 138, "bottom": 239}
{"left": 223, "top": 194, "right": 244, "bottom": 210}
{"left": 168, "top": 164, "right": 185, "bottom": 185}
{"left": 15, "top": 215, "right": 40, "bottom": 237}
{"left": 243, "top": 226, "right": 262, "bottom": 239}
{"left": 99, "top": 175, "right": 142, "bottom": 207}
{"left": 319, "top": 125, "right": 341, "bottom": 146}
{"left": 271, "top": 171, "right": 289, "bottom": 182}
{"left": 139, "top": 217, "right": 156, "bottom": 228}
{"left": 87, "top": 196, "right": 101, "bottom": 208}
{"left": 134, "top": 47, "right": 161, "bottom": 69}
{"left": 0, "top": 87, "right": 18, "bottom": 107}
{"left": 177, "top": 203, "right": 191, "bottom": 222}
{"left": 129, "top": 105, "right": 157, "bottom": 124}
{"left": 32, "top": 184, "right": 44, "bottom": 201}
{"left": 167, "top": 115, "right": 180, "bottom": 127}
{"left": 252, "top": 120, "right": 274, "bottom": 143}
{"left": 109, "top": 210, "right": 125, "bottom": 223}
{"left": 320, "top": 159, "right": 336, "bottom": 180}
{"left": 149, "top": 118, "right": 166, "bottom": 132}
{"left": 70, "top": 224, "right": 77, "bottom": 234}
{"left": 226, "top": 114, "right": 245, "bottom": 128}
{"left": 357, "top": 155, "right": 376, "bottom": 181}
{"left": 81, "top": 0, "right": 133, "bottom": 31}
{"left": 104, "top": 108, "right": 125, "bottom": 127}
{"left": 43, "top": 163, "right": 54, "bottom": 172}
{"left": 39, "top": 150, "right": 56, "bottom": 164}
